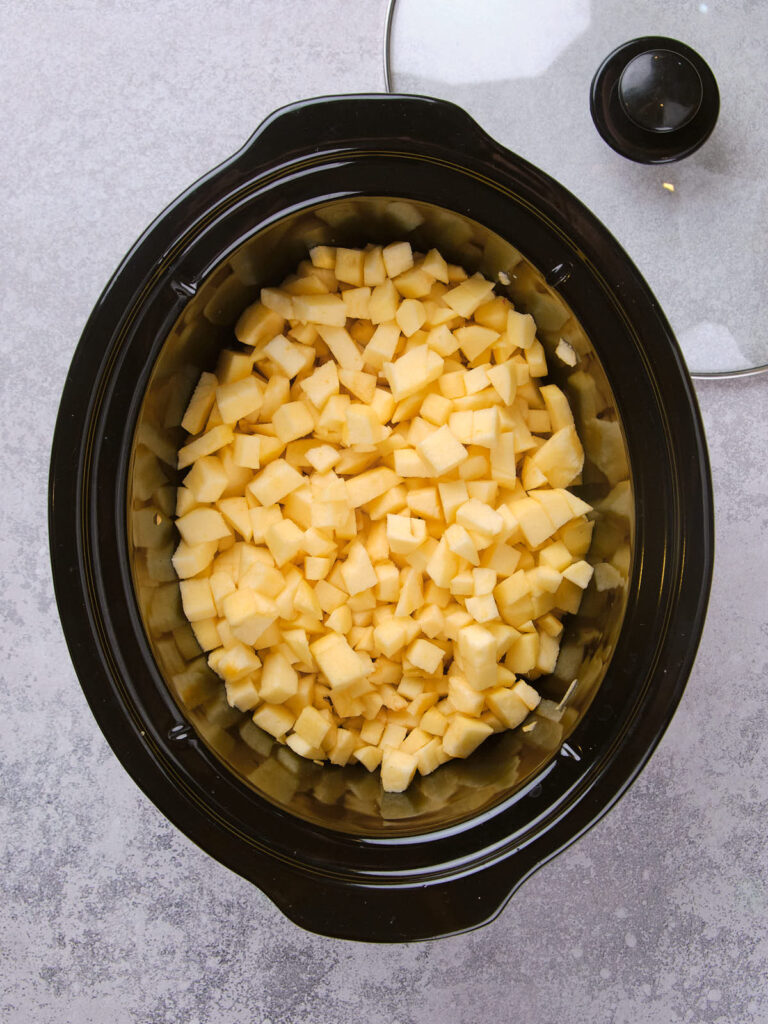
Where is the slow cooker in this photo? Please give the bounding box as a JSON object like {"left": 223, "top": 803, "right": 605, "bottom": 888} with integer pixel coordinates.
{"left": 49, "top": 94, "right": 713, "bottom": 941}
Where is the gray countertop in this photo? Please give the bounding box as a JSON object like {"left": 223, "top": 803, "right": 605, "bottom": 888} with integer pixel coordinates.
{"left": 2, "top": 2, "right": 767, "bottom": 1022}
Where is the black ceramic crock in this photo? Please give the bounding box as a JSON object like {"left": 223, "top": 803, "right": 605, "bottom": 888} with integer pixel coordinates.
{"left": 49, "top": 95, "right": 713, "bottom": 942}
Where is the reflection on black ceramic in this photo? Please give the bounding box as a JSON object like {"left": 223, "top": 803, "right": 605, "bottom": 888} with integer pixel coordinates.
{"left": 49, "top": 95, "right": 712, "bottom": 942}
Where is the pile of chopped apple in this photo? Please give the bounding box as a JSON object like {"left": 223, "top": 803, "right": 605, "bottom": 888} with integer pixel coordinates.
{"left": 172, "top": 241, "right": 594, "bottom": 793}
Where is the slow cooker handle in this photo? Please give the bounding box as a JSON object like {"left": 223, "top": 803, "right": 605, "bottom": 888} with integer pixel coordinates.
{"left": 259, "top": 843, "right": 548, "bottom": 942}
{"left": 229, "top": 93, "right": 505, "bottom": 177}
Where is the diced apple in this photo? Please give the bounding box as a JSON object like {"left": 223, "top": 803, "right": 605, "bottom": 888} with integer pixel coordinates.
{"left": 253, "top": 703, "right": 295, "bottom": 740}
{"left": 442, "top": 714, "right": 493, "bottom": 758}
{"left": 417, "top": 425, "right": 468, "bottom": 475}
{"left": 216, "top": 376, "right": 263, "bottom": 424}
{"left": 260, "top": 649, "right": 299, "bottom": 703}
{"left": 386, "top": 513, "right": 427, "bottom": 554}
{"left": 382, "top": 241, "right": 414, "bottom": 278}
{"left": 248, "top": 459, "right": 304, "bottom": 505}
{"left": 310, "top": 632, "right": 369, "bottom": 688}
{"left": 457, "top": 623, "right": 497, "bottom": 691}
{"left": 381, "top": 748, "right": 418, "bottom": 792}
{"left": 383, "top": 346, "right": 444, "bottom": 402}
{"left": 263, "top": 334, "right": 313, "bottom": 378}
{"left": 177, "top": 424, "right": 234, "bottom": 470}
{"left": 530, "top": 425, "right": 584, "bottom": 487}
{"left": 293, "top": 293, "right": 347, "bottom": 327}
{"left": 443, "top": 273, "right": 495, "bottom": 318}
{"left": 181, "top": 372, "right": 218, "bottom": 434}
{"left": 235, "top": 302, "right": 285, "bottom": 348}
{"left": 313, "top": 330, "right": 363, "bottom": 378}
{"left": 454, "top": 324, "right": 499, "bottom": 362}
{"left": 176, "top": 507, "right": 231, "bottom": 544}
{"left": 506, "top": 310, "right": 536, "bottom": 350}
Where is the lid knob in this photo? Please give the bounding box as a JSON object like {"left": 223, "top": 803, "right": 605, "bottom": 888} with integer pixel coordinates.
{"left": 590, "top": 37, "right": 719, "bottom": 163}
{"left": 619, "top": 50, "right": 703, "bottom": 133}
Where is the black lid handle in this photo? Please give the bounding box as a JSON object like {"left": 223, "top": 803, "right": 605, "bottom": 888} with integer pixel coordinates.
{"left": 590, "top": 36, "right": 719, "bottom": 163}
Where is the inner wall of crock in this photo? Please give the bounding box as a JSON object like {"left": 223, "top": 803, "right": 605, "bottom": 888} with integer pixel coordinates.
{"left": 127, "top": 196, "right": 633, "bottom": 834}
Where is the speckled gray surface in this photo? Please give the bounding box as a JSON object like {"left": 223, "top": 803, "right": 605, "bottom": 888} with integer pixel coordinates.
{"left": 1, "top": 2, "right": 767, "bottom": 1022}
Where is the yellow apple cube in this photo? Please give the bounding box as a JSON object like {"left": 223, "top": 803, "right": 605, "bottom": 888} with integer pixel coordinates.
{"left": 393, "top": 448, "right": 431, "bottom": 478}
{"left": 248, "top": 459, "right": 304, "bottom": 506}
{"left": 394, "top": 566, "right": 424, "bottom": 617}
{"left": 345, "top": 403, "right": 386, "bottom": 446}
{"left": 179, "top": 578, "right": 216, "bottom": 622}
{"left": 310, "top": 632, "right": 369, "bottom": 688}
{"left": 530, "top": 426, "right": 584, "bottom": 487}
{"left": 507, "top": 497, "right": 556, "bottom": 547}
{"left": 443, "top": 273, "right": 495, "bottom": 318}
{"left": 386, "top": 513, "right": 427, "bottom": 554}
{"left": 369, "top": 279, "right": 400, "bottom": 324}
{"left": 383, "top": 345, "right": 443, "bottom": 401}
{"left": 263, "top": 334, "right": 313, "bottom": 378}
{"left": 253, "top": 703, "right": 295, "bottom": 740}
{"left": 181, "top": 372, "right": 218, "bottom": 434}
{"left": 232, "top": 433, "right": 261, "bottom": 470}
{"left": 341, "top": 542, "right": 377, "bottom": 596}
{"left": 300, "top": 361, "right": 339, "bottom": 410}
{"left": 271, "top": 401, "right": 314, "bottom": 444}
{"left": 406, "top": 638, "right": 444, "bottom": 674}
{"left": 442, "top": 714, "right": 493, "bottom": 758}
{"left": 309, "top": 244, "right": 336, "bottom": 269}
{"left": 438, "top": 480, "right": 469, "bottom": 522}
{"left": 506, "top": 310, "right": 537, "bottom": 350}
{"left": 235, "top": 302, "right": 284, "bottom": 348}
{"left": 457, "top": 623, "right": 498, "bottom": 691}
{"left": 293, "top": 293, "right": 347, "bottom": 326}
{"left": 171, "top": 540, "right": 218, "bottom": 579}
{"left": 465, "top": 593, "right": 499, "bottom": 623}
{"left": 177, "top": 424, "right": 234, "bottom": 470}
{"left": 445, "top": 523, "right": 479, "bottom": 565}
{"left": 176, "top": 507, "right": 231, "bottom": 544}
{"left": 382, "top": 241, "right": 414, "bottom": 278}
{"left": 421, "top": 247, "right": 449, "bottom": 283}
{"left": 224, "top": 675, "right": 261, "bottom": 712}
{"left": 373, "top": 618, "right": 410, "bottom": 658}
{"left": 375, "top": 562, "right": 400, "bottom": 602}
{"left": 470, "top": 407, "right": 500, "bottom": 448}
{"left": 506, "top": 632, "right": 539, "bottom": 674}
{"left": 265, "top": 518, "right": 304, "bottom": 567}
{"left": 425, "top": 538, "right": 460, "bottom": 588}
{"left": 355, "top": 745, "right": 383, "bottom": 772}
{"left": 248, "top": 505, "right": 282, "bottom": 544}
{"left": 215, "top": 642, "right": 262, "bottom": 683}
{"left": 216, "top": 376, "right": 263, "bottom": 424}
{"left": 417, "top": 425, "right": 468, "bottom": 475}
{"left": 454, "top": 324, "right": 499, "bottom": 361}
{"left": 335, "top": 247, "right": 365, "bottom": 286}
{"left": 260, "top": 650, "right": 299, "bottom": 703}
{"left": 363, "top": 322, "right": 400, "bottom": 370}
{"left": 406, "top": 486, "right": 441, "bottom": 520}
{"left": 456, "top": 499, "right": 503, "bottom": 538}
{"left": 184, "top": 455, "right": 227, "bottom": 503}
{"left": 304, "top": 444, "right": 339, "bottom": 473}
{"left": 563, "top": 559, "right": 594, "bottom": 588}
{"left": 223, "top": 588, "right": 278, "bottom": 645}
{"left": 316, "top": 324, "right": 364, "bottom": 371}
{"left": 486, "top": 362, "right": 517, "bottom": 405}
{"left": 485, "top": 686, "right": 529, "bottom": 729}
{"left": 448, "top": 675, "right": 485, "bottom": 716}
{"left": 381, "top": 748, "right": 418, "bottom": 792}
{"left": 363, "top": 246, "right": 387, "bottom": 286}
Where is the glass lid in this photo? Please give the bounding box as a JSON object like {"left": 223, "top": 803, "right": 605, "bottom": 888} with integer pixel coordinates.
{"left": 386, "top": 0, "right": 768, "bottom": 378}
